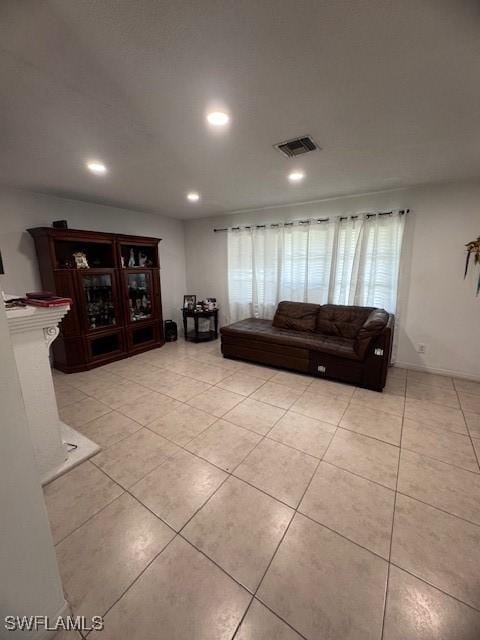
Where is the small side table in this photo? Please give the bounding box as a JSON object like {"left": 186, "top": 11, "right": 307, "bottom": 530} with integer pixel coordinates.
{"left": 182, "top": 308, "right": 219, "bottom": 342}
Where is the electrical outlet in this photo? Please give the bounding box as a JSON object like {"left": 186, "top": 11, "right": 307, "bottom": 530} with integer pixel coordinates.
{"left": 417, "top": 343, "right": 426, "bottom": 354}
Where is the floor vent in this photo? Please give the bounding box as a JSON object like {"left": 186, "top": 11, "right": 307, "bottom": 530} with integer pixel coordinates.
{"left": 275, "top": 135, "right": 319, "bottom": 158}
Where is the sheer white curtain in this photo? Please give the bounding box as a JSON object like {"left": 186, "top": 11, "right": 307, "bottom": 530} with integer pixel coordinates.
{"left": 353, "top": 213, "right": 405, "bottom": 311}
{"left": 227, "top": 226, "right": 254, "bottom": 322}
{"left": 227, "top": 212, "right": 405, "bottom": 322}
{"left": 329, "top": 216, "right": 363, "bottom": 305}
{"left": 228, "top": 220, "right": 337, "bottom": 321}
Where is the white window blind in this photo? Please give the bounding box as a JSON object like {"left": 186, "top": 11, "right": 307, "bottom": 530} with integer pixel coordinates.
{"left": 227, "top": 212, "right": 405, "bottom": 322}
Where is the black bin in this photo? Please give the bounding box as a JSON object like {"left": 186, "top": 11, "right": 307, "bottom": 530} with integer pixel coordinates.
{"left": 164, "top": 320, "right": 178, "bottom": 342}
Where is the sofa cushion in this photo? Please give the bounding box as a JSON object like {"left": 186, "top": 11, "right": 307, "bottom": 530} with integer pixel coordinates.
{"left": 221, "top": 318, "right": 361, "bottom": 360}
{"left": 316, "top": 304, "right": 375, "bottom": 339}
{"left": 272, "top": 301, "right": 320, "bottom": 332}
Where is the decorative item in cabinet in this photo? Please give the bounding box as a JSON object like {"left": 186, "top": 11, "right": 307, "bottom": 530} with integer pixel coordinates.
{"left": 118, "top": 241, "right": 158, "bottom": 269}
{"left": 73, "top": 251, "right": 89, "bottom": 269}
{"left": 126, "top": 271, "right": 153, "bottom": 322}
{"left": 78, "top": 272, "right": 117, "bottom": 330}
{"left": 52, "top": 237, "right": 114, "bottom": 270}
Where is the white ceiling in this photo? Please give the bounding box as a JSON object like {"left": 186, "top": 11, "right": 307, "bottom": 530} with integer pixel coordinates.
{"left": 1, "top": 0, "right": 480, "bottom": 219}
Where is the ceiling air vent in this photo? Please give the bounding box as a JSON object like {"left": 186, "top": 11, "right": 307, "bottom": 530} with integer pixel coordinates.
{"left": 275, "top": 135, "right": 319, "bottom": 158}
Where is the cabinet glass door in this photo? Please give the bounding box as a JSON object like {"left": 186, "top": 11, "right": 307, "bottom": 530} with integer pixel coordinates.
{"left": 127, "top": 272, "right": 153, "bottom": 322}
{"left": 80, "top": 273, "right": 116, "bottom": 330}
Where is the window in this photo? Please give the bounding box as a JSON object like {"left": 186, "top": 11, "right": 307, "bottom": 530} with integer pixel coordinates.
{"left": 227, "top": 212, "right": 405, "bottom": 322}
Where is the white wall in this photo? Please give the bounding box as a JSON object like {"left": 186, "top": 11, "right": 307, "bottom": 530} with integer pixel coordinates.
{"left": 0, "top": 188, "right": 186, "bottom": 324}
{"left": 0, "top": 301, "right": 67, "bottom": 639}
{"left": 185, "top": 180, "right": 480, "bottom": 380}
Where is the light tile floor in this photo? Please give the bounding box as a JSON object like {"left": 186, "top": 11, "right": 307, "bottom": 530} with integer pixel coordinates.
{"left": 47, "top": 340, "right": 480, "bottom": 639}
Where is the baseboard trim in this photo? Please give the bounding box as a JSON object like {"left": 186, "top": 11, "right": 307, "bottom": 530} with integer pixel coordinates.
{"left": 393, "top": 361, "right": 480, "bottom": 382}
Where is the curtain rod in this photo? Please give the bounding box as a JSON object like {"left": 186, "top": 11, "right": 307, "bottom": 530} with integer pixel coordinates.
{"left": 213, "top": 209, "right": 409, "bottom": 232}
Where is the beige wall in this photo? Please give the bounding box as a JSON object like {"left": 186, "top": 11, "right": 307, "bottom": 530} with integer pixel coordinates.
{"left": 0, "top": 188, "right": 187, "bottom": 325}
{"left": 184, "top": 180, "right": 480, "bottom": 380}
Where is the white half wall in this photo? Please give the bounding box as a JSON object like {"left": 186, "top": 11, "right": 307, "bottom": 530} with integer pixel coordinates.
{"left": 0, "top": 300, "right": 67, "bottom": 639}
{"left": 185, "top": 180, "right": 480, "bottom": 380}
{"left": 0, "top": 188, "right": 187, "bottom": 325}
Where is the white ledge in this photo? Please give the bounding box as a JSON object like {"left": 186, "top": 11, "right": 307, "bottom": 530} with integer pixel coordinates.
{"left": 6, "top": 302, "right": 70, "bottom": 334}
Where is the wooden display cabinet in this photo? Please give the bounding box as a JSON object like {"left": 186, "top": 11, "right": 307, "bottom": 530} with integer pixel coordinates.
{"left": 28, "top": 227, "right": 164, "bottom": 372}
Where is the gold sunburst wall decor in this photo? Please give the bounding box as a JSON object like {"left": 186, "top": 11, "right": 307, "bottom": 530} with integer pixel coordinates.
{"left": 464, "top": 236, "right": 480, "bottom": 296}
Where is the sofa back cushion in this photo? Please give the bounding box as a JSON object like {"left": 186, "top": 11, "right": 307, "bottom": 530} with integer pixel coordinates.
{"left": 316, "top": 304, "right": 375, "bottom": 339}
{"left": 272, "top": 301, "right": 320, "bottom": 332}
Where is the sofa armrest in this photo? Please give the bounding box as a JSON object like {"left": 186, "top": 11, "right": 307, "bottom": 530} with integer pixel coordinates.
{"left": 358, "top": 309, "right": 389, "bottom": 338}
{"left": 355, "top": 309, "right": 390, "bottom": 359}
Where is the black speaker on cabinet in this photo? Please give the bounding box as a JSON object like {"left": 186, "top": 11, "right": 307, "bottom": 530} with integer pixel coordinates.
{"left": 164, "top": 320, "right": 177, "bottom": 342}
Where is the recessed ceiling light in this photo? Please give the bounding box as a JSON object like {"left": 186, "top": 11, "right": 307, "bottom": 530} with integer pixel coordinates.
{"left": 86, "top": 161, "right": 107, "bottom": 175}
{"left": 187, "top": 192, "right": 200, "bottom": 202}
{"left": 207, "top": 111, "right": 230, "bottom": 126}
{"left": 288, "top": 171, "right": 305, "bottom": 182}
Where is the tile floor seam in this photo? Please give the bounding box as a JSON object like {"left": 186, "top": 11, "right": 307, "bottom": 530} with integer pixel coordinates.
{"left": 85, "top": 381, "right": 221, "bottom": 447}
{"left": 89, "top": 439, "right": 181, "bottom": 492}
{"left": 388, "top": 561, "right": 480, "bottom": 614}
{"left": 114, "top": 464, "right": 225, "bottom": 540}
{"left": 319, "top": 457, "right": 398, "bottom": 491}
{"left": 399, "top": 443, "right": 480, "bottom": 475}
{"left": 140, "top": 417, "right": 263, "bottom": 479}
{"left": 134, "top": 425, "right": 405, "bottom": 543}
{"left": 220, "top": 382, "right": 326, "bottom": 478}
{"left": 454, "top": 384, "right": 480, "bottom": 473}
{"left": 335, "top": 422, "right": 401, "bottom": 448}
{"left": 213, "top": 375, "right": 270, "bottom": 396}
{"left": 395, "top": 489, "right": 480, "bottom": 529}
{"left": 287, "top": 406, "right": 348, "bottom": 429}
{"left": 233, "top": 597, "right": 311, "bottom": 640}
{"left": 175, "top": 530, "right": 262, "bottom": 596}
{"left": 93, "top": 368, "right": 219, "bottom": 410}
{"left": 82, "top": 532, "right": 180, "bottom": 638}
{"left": 59, "top": 372, "right": 473, "bottom": 499}
{"left": 227, "top": 471, "right": 306, "bottom": 511}
{"left": 228, "top": 455, "right": 328, "bottom": 638}
{"left": 380, "top": 385, "right": 406, "bottom": 640}
{"left": 52, "top": 486, "right": 126, "bottom": 547}
{"left": 135, "top": 394, "right": 290, "bottom": 533}
{"left": 294, "top": 509, "right": 391, "bottom": 563}
{"left": 104, "top": 376, "right": 340, "bottom": 639}
{"left": 230, "top": 418, "right": 344, "bottom": 640}
{"left": 72, "top": 410, "right": 144, "bottom": 450}
{"left": 83, "top": 434, "right": 240, "bottom": 546}
{"left": 143, "top": 410, "right": 221, "bottom": 448}
{"left": 263, "top": 432, "right": 329, "bottom": 459}
{"left": 74, "top": 375, "right": 393, "bottom": 551}
{"left": 312, "top": 456, "right": 396, "bottom": 491}
{"left": 249, "top": 381, "right": 309, "bottom": 412}
{"left": 222, "top": 412, "right": 286, "bottom": 439}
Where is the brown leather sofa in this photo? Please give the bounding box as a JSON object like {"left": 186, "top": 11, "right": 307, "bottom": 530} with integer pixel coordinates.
{"left": 220, "top": 301, "right": 394, "bottom": 391}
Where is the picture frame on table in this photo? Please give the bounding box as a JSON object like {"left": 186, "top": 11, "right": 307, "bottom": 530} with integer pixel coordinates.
{"left": 183, "top": 294, "right": 196, "bottom": 310}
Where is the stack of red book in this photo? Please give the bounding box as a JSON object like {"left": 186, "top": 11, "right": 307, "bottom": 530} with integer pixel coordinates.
{"left": 23, "top": 292, "right": 72, "bottom": 307}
